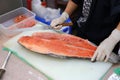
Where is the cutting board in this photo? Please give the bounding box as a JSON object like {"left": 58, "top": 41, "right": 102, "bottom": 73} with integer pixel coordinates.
{"left": 3, "top": 30, "right": 112, "bottom": 80}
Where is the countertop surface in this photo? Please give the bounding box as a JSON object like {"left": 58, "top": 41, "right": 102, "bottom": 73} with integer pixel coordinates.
{"left": 0, "top": 29, "right": 120, "bottom": 80}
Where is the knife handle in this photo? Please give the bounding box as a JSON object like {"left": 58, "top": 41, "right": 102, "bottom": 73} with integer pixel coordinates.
{"left": 57, "top": 22, "right": 73, "bottom": 26}
{"left": 0, "top": 69, "right": 5, "bottom": 79}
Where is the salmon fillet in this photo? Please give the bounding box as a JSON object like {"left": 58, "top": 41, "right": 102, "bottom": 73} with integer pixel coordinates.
{"left": 32, "top": 32, "right": 97, "bottom": 50}
{"left": 18, "top": 32, "right": 97, "bottom": 58}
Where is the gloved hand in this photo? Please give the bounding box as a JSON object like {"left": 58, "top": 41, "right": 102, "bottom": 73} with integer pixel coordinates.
{"left": 50, "top": 12, "right": 69, "bottom": 29}
{"left": 91, "top": 29, "right": 120, "bottom": 62}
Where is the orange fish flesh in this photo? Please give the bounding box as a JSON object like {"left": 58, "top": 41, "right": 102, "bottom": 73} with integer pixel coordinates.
{"left": 18, "top": 32, "right": 97, "bottom": 58}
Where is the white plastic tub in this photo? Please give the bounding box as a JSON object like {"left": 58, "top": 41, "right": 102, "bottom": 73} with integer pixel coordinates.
{"left": 0, "top": 7, "right": 37, "bottom": 37}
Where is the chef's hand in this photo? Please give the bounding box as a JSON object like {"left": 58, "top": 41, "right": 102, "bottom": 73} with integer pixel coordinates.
{"left": 91, "top": 29, "right": 120, "bottom": 62}
{"left": 50, "top": 12, "right": 69, "bottom": 29}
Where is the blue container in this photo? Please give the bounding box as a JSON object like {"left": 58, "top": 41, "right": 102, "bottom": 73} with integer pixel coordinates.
{"left": 35, "top": 16, "right": 72, "bottom": 34}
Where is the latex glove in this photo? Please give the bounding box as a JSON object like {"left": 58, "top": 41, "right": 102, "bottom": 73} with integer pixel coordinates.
{"left": 91, "top": 29, "right": 120, "bottom": 62}
{"left": 50, "top": 12, "right": 69, "bottom": 29}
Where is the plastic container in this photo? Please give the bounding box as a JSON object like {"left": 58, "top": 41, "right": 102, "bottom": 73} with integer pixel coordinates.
{"left": 108, "top": 67, "right": 120, "bottom": 80}
{"left": 0, "top": 7, "right": 37, "bottom": 37}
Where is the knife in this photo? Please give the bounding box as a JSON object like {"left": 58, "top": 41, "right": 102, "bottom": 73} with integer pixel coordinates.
{"left": 92, "top": 53, "right": 120, "bottom": 64}
{"left": 56, "top": 22, "right": 73, "bottom": 27}
{"left": 108, "top": 52, "right": 120, "bottom": 63}
{"left": 0, "top": 51, "right": 11, "bottom": 79}
{"left": 47, "top": 22, "right": 73, "bottom": 33}
{"left": 48, "top": 22, "right": 73, "bottom": 29}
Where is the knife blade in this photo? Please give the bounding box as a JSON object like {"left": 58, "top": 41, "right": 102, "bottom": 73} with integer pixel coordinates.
{"left": 108, "top": 52, "right": 120, "bottom": 63}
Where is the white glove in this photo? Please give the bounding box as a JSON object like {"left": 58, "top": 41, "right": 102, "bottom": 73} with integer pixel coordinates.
{"left": 50, "top": 12, "right": 69, "bottom": 29}
{"left": 91, "top": 29, "right": 120, "bottom": 62}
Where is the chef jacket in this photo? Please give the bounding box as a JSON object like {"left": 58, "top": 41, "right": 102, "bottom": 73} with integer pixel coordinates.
{"left": 71, "top": 0, "right": 120, "bottom": 53}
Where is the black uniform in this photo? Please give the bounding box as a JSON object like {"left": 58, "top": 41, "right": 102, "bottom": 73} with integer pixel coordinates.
{"left": 72, "top": 0, "right": 120, "bottom": 54}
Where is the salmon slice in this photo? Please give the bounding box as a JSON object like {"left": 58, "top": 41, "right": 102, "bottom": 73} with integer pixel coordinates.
{"left": 18, "top": 32, "right": 96, "bottom": 58}
{"left": 32, "top": 32, "right": 97, "bottom": 50}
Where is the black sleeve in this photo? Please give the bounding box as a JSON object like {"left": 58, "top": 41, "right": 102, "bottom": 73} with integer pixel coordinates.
{"left": 111, "top": 0, "right": 120, "bottom": 16}
{"left": 72, "top": 0, "right": 82, "bottom": 6}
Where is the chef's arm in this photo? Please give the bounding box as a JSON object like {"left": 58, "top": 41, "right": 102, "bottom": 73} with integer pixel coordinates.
{"left": 64, "top": 0, "right": 78, "bottom": 16}
{"left": 116, "top": 22, "right": 120, "bottom": 30}
{"left": 50, "top": 0, "right": 78, "bottom": 28}
{"left": 91, "top": 22, "right": 120, "bottom": 62}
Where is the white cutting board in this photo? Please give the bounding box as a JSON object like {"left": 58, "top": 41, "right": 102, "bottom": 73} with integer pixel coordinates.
{"left": 3, "top": 30, "right": 112, "bottom": 80}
